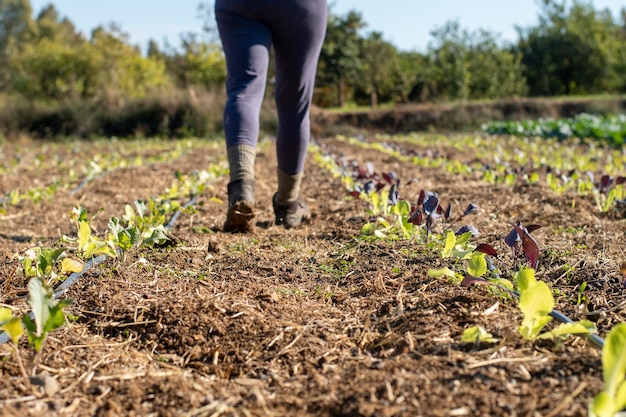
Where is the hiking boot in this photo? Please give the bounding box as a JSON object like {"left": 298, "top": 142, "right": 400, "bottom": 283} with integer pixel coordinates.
{"left": 272, "top": 193, "right": 311, "bottom": 229}
{"left": 223, "top": 179, "right": 255, "bottom": 233}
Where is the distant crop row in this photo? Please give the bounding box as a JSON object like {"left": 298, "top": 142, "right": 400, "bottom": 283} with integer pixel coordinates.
{"left": 483, "top": 113, "right": 626, "bottom": 146}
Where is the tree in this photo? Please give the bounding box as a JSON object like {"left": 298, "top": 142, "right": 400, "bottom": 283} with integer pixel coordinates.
{"left": 317, "top": 10, "right": 365, "bottom": 107}
{"left": 517, "top": 0, "right": 622, "bottom": 95}
{"left": 0, "top": 0, "right": 37, "bottom": 89}
{"left": 89, "top": 25, "right": 169, "bottom": 100}
{"left": 162, "top": 33, "right": 226, "bottom": 89}
{"left": 358, "top": 32, "right": 399, "bottom": 107}
{"left": 34, "top": 3, "right": 80, "bottom": 44}
{"left": 428, "top": 20, "right": 471, "bottom": 101}
{"left": 428, "top": 20, "right": 526, "bottom": 101}
{"left": 11, "top": 24, "right": 169, "bottom": 102}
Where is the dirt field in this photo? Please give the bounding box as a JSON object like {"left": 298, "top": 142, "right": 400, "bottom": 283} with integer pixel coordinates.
{"left": 0, "top": 134, "right": 624, "bottom": 417}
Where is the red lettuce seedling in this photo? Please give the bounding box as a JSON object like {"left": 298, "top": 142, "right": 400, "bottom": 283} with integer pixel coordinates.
{"left": 506, "top": 222, "right": 542, "bottom": 270}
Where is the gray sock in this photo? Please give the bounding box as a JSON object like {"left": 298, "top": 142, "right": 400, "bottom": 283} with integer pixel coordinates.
{"left": 227, "top": 144, "right": 256, "bottom": 182}
{"left": 276, "top": 169, "right": 303, "bottom": 204}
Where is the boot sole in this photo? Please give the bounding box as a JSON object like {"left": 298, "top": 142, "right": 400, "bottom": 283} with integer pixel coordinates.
{"left": 223, "top": 201, "right": 255, "bottom": 233}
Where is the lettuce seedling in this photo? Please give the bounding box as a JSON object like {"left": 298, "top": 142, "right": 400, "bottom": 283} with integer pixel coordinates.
{"left": 516, "top": 268, "right": 596, "bottom": 341}
{"left": 462, "top": 325, "right": 498, "bottom": 344}
{"left": 589, "top": 323, "right": 626, "bottom": 417}
{"left": 505, "top": 222, "right": 542, "bottom": 269}
{"left": 22, "top": 278, "right": 72, "bottom": 353}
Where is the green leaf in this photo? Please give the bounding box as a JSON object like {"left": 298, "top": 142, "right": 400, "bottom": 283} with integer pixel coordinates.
{"left": 590, "top": 392, "right": 614, "bottom": 417}
{"left": 61, "top": 258, "right": 84, "bottom": 273}
{"left": 22, "top": 315, "right": 45, "bottom": 352}
{"left": 361, "top": 223, "right": 376, "bottom": 236}
{"left": 614, "top": 380, "right": 626, "bottom": 413}
{"left": 467, "top": 252, "right": 487, "bottom": 277}
{"left": 78, "top": 221, "right": 91, "bottom": 252}
{"left": 517, "top": 269, "right": 554, "bottom": 340}
{"left": 602, "top": 323, "right": 626, "bottom": 398}
{"left": 441, "top": 230, "right": 456, "bottom": 258}
{"left": 2, "top": 317, "right": 24, "bottom": 345}
{"left": 0, "top": 307, "right": 12, "bottom": 323}
{"left": 44, "top": 300, "right": 71, "bottom": 333}
{"left": 536, "top": 320, "right": 596, "bottom": 340}
{"left": 396, "top": 200, "right": 411, "bottom": 217}
{"left": 0, "top": 308, "right": 24, "bottom": 345}
{"left": 428, "top": 267, "right": 457, "bottom": 279}
{"left": 515, "top": 268, "right": 536, "bottom": 292}
{"left": 455, "top": 231, "right": 473, "bottom": 247}
{"left": 27, "top": 278, "right": 53, "bottom": 337}
{"left": 462, "top": 325, "right": 498, "bottom": 343}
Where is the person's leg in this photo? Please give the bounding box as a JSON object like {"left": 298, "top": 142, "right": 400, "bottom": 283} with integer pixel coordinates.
{"left": 269, "top": 0, "right": 327, "bottom": 228}
{"left": 215, "top": 0, "right": 272, "bottom": 232}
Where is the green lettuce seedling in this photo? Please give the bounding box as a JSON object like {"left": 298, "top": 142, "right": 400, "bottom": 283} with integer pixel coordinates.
{"left": 590, "top": 323, "right": 626, "bottom": 417}
{"left": 462, "top": 325, "right": 498, "bottom": 344}
{"left": 516, "top": 268, "right": 596, "bottom": 340}
{"left": 22, "top": 278, "right": 71, "bottom": 353}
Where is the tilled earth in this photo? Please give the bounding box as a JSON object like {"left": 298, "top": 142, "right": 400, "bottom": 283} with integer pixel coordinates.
{"left": 0, "top": 135, "right": 625, "bottom": 417}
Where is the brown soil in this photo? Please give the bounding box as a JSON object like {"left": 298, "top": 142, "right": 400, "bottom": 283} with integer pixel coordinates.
{"left": 0, "top": 135, "right": 624, "bottom": 417}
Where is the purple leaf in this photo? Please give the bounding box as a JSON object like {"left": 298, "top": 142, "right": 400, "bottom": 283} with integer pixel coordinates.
{"left": 423, "top": 195, "right": 439, "bottom": 215}
{"left": 504, "top": 228, "right": 519, "bottom": 248}
{"left": 456, "top": 225, "right": 480, "bottom": 237}
{"left": 461, "top": 274, "right": 493, "bottom": 287}
{"left": 512, "top": 224, "right": 541, "bottom": 270}
{"left": 388, "top": 183, "right": 399, "bottom": 206}
{"left": 600, "top": 174, "right": 613, "bottom": 191}
{"left": 417, "top": 190, "right": 426, "bottom": 207}
{"left": 348, "top": 190, "right": 361, "bottom": 198}
{"left": 382, "top": 171, "right": 397, "bottom": 184}
{"left": 526, "top": 224, "right": 542, "bottom": 234}
{"left": 475, "top": 243, "right": 497, "bottom": 257}
{"left": 462, "top": 203, "right": 479, "bottom": 217}
{"left": 408, "top": 208, "right": 423, "bottom": 225}
{"left": 444, "top": 203, "right": 452, "bottom": 221}
{"left": 375, "top": 182, "right": 386, "bottom": 192}
{"left": 616, "top": 176, "right": 626, "bottom": 185}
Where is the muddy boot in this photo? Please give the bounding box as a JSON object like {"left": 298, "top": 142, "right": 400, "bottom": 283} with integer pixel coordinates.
{"left": 272, "top": 193, "right": 310, "bottom": 229}
{"left": 223, "top": 179, "right": 255, "bottom": 233}
{"left": 273, "top": 169, "right": 310, "bottom": 229}
{"left": 223, "top": 144, "right": 256, "bottom": 233}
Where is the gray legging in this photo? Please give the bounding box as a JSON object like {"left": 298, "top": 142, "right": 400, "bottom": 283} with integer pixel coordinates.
{"left": 215, "top": 0, "right": 327, "bottom": 175}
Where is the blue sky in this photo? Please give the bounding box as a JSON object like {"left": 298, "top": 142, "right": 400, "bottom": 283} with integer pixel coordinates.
{"left": 30, "top": 0, "right": 626, "bottom": 52}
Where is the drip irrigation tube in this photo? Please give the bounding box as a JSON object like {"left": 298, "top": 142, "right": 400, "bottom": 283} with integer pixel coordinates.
{"left": 549, "top": 307, "right": 605, "bottom": 349}
{"left": 68, "top": 173, "right": 106, "bottom": 196}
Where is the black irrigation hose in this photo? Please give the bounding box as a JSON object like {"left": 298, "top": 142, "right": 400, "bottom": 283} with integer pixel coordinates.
{"left": 165, "top": 195, "right": 198, "bottom": 229}
{"left": 0, "top": 194, "right": 199, "bottom": 346}
{"left": 549, "top": 309, "right": 605, "bottom": 349}
{"left": 68, "top": 173, "right": 106, "bottom": 196}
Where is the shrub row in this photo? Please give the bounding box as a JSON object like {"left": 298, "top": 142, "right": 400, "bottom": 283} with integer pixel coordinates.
{"left": 0, "top": 88, "right": 278, "bottom": 140}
